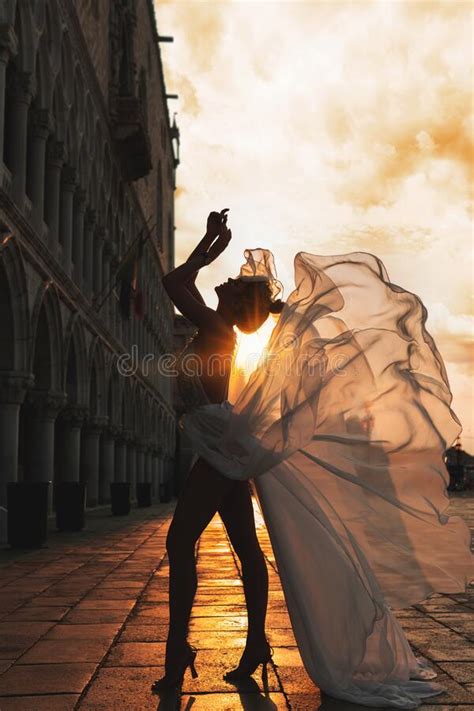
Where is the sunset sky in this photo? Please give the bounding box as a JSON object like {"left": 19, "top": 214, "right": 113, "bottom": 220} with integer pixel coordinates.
{"left": 154, "top": 0, "right": 473, "bottom": 445}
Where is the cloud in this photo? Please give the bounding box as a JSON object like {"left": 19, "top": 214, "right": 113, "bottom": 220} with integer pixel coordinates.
{"left": 426, "top": 302, "right": 474, "bottom": 372}
{"left": 163, "top": 69, "right": 201, "bottom": 117}
{"left": 333, "top": 225, "right": 432, "bottom": 254}
{"left": 155, "top": 0, "right": 227, "bottom": 73}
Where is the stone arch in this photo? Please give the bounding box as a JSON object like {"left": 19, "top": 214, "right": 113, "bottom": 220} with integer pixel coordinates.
{"left": 34, "top": 26, "right": 53, "bottom": 110}
{"left": 0, "top": 236, "right": 30, "bottom": 372}
{"left": 11, "top": 0, "right": 37, "bottom": 74}
{"left": 0, "top": 0, "right": 16, "bottom": 25}
{"left": 29, "top": 282, "right": 63, "bottom": 393}
{"left": 43, "top": 0, "right": 62, "bottom": 77}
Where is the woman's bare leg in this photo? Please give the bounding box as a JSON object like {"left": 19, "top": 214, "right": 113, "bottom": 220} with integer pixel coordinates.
{"left": 218, "top": 482, "right": 269, "bottom": 652}
{"left": 165, "top": 457, "right": 234, "bottom": 656}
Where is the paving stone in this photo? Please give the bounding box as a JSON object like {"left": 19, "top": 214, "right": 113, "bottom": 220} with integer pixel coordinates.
{"left": 45, "top": 623, "right": 122, "bottom": 640}
{"left": 272, "top": 647, "right": 304, "bottom": 667}
{"left": 274, "top": 665, "right": 318, "bottom": 694}
{"left": 422, "top": 673, "right": 474, "bottom": 704}
{"left": 436, "top": 661, "right": 474, "bottom": 684}
{"left": 188, "top": 631, "right": 247, "bottom": 649}
{"left": 132, "top": 602, "right": 168, "bottom": 619}
{"left": 141, "top": 592, "right": 168, "bottom": 602}
{"left": 4, "top": 605, "right": 70, "bottom": 622}
{"left": 105, "top": 641, "right": 167, "bottom": 666}
{"left": 0, "top": 693, "right": 80, "bottom": 710}
{"left": 0, "top": 621, "right": 54, "bottom": 659}
{"left": 74, "top": 599, "right": 135, "bottom": 611}
{"left": 286, "top": 692, "right": 330, "bottom": 711}
{"left": 119, "top": 624, "right": 169, "bottom": 643}
{"left": 100, "top": 580, "right": 145, "bottom": 590}
{"left": 397, "top": 618, "right": 447, "bottom": 630}
{"left": 189, "top": 616, "right": 248, "bottom": 632}
{"left": 267, "top": 628, "right": 298, "bottom": 647}
{"left": 0, "top": 662, "right": 97, "bottom": 695}
{"left": 433, "top": 613, "right": 474, "bottom": 639}
{"left": 404, "top": 629, "right": 474, "bottom": 661}
{"left": 61, "top": 608, "right": 129, "bottom": 624}
{"left": 79, "top": 666, "right": 166, "bottom": 710}
{"left": 193, "top": 593, "right": 246, "bottom": 606}
{"left": 179, "top": 692, "right": 289, "bottom": 709}
{"left": 190, "top": 604, "right": 248, "bottom": 618}
{"left": 31, "top": 596, "right": 80, "bottom": 607}
{"left": 83, "top": 589, "right": 138, "bottom": 600}
{"left": 18, "top": 638, "right": 111, "bottom": 664}
{"left": 196, "top": 579, "right": 244, "bottom": 589}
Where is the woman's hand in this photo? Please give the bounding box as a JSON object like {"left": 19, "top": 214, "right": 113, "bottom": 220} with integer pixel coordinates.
{"left": 206, "top": 208, "right": 229, "bottom": 238}
{"left": 207, "top": 218, "right": 232, "bottom": 263}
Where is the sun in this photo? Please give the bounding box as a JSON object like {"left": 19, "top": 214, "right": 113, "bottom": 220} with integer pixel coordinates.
{"left": 234, "top": 316, "right": 275, "bottom": 374}
{"left": 228, "top": 316, "right": 276, "bottom": 404}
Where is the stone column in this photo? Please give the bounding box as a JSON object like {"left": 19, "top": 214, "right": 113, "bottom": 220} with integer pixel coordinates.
{"left": 45, "top": 141, "right": 65, "bottom": 248}
{"left": 55, "top": 406, "right": 85, "bottom": 483}
{"left": 158, "top": 455, "right": 164, "bottom": 490}
{"left": 93, "top": 226, "right": 105, "bottom": 298}
{"left": 8, "top": 70, "right": 34, "bottom": 206}
{"left": 152, "top": 450, "right": 159, "bottom": 500}
{"left": 80, "top": 417, "right": 104, "bottom": 507}
{"left": 126, "top": 441, "right": 137, "bottom": 501}
{"left": 114, "top": 433, "right": 127, "bottom": 482}
{"left": 28, "top": 109, "right": 53, "bottom": 232}
{"left": 83, "top": 208, "right": 95, "bottom": 297}
{"left": 72, "top": 188, "right": 86, "bottom": 287}
{"left": 99, "top": 428, "right": 115, "bottom": 504}
{"left": 136, "top": 443, "right": 145, "bottom": 483}
{"left": 144, "top": 448, "right": 152, "bottom": 485}
{"left": 0, "top": 25, "right": 18, "bottom": 163}
{"left": 59, "top": 166, "right": 77, "bottom": 275}
{"left": 24, "top": 391, "right": 66, "bottom": 512}
{"left": 0, "top": 372, "right": 32, "bottom": 508}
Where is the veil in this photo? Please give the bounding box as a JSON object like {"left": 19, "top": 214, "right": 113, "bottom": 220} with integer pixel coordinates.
{"left": 182, "top": 249, "right": 473, "bottom": 708}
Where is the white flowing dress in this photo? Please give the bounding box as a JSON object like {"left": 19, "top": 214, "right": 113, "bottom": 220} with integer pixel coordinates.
{"left": 181, "top": 251, "right": 474, "bottom": 708}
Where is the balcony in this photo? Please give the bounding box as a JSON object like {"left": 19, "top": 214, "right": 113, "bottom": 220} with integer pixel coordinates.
{"left": 111, "top": 96, "right": 152, "bottom": 182}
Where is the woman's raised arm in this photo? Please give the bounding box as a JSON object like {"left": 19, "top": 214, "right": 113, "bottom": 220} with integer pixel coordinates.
{"left": 162, "top": 210, "right": 231, "bottom": 328}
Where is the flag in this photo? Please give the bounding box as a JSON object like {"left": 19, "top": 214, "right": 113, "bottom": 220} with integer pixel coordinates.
{"left": 116, "top": 233, "right": 146, "bottom": 319}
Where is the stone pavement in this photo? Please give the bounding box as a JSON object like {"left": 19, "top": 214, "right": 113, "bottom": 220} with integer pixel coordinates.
{"left": 0, "top": 495, "right": 472, "bottom": 711}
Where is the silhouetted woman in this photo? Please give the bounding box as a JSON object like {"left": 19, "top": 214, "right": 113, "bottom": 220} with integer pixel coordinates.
{"left": 152, "top": 210, "right": 284, "bottom": 693}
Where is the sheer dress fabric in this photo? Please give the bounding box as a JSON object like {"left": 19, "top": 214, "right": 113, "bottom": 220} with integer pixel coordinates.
{"left": 180, "top": 251, "right": 474, "bottom": 708}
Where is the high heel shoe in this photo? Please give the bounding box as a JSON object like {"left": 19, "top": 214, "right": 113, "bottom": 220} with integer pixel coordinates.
{"left": 223, "top": 641, "right": 273, "bottom": 685}
{"left": 151, "top": 642, "right": 198, "bottom": 693}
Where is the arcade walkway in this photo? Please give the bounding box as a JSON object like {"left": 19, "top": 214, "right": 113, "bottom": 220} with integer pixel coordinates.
{"left": 0, "top": 497, "right": 473, "bottom": 710}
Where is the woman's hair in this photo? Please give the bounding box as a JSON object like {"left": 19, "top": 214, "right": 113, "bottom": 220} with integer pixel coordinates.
{"left": 235, "top": 279, "right": 285, "bottom": 334}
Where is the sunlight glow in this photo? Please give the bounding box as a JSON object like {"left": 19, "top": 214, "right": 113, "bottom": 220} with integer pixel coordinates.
{"left": 234, "top": 316, "right": 275, "bottom": 376}
{"left": 228, "top": 316, "right": 276, "bottom": 405}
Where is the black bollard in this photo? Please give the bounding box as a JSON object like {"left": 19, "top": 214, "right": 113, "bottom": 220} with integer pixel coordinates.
{"left": 111, "top": 482, "right": 131, "bottom": 515}
{"left": 7, "top": 481, "right": 50, "bottom": 548}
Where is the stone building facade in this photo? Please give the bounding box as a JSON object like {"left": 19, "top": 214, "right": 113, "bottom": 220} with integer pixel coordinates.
{"left": 0, "top": 0, "right": 179, "bottom": 523}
